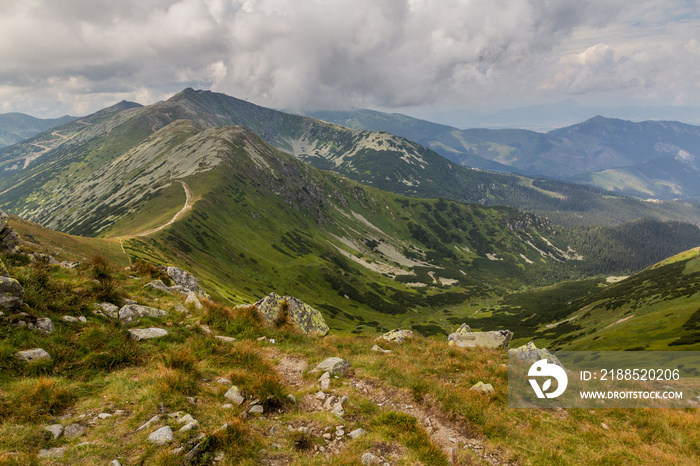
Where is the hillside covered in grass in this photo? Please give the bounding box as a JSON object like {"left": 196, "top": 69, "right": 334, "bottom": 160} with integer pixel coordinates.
{"left": 2, "top": 239, "right": 700, "bottom": 465}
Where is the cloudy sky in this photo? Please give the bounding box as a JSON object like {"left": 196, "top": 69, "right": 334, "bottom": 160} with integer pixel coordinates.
{"left": 1, "top": 0, "right": 699, "bottom": 123}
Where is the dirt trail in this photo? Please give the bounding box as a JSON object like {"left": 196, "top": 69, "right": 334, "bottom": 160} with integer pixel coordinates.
{"left": 268, "top": 351, "right": 512, "bottom": 465}
{"left": 134, "top": 180, "right": 193, "bottom": 237}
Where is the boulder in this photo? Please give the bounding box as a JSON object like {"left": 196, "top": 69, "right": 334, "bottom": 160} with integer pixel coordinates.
{"left": 30, "top": 317, "right": 54, "bottom": 334}
{"left": 314, "top": 357, "right": 350, "bottom": 376}
{"left": 508, "top": 341, "right": 562, "bottom": 366}
{"left": 44, "top": 424, "right": 64, "bottom": 440}
{"left": 118, "top": 304, "right": 168, "bottom": 323}
{"left": 0, "top": 209, "right": 20, "bottom": 254}
{"left": 16, "top": 348, "right": 51, "bottom": 362}
{"left": 254, "top": 292, "right": 329, "bottom": 336}
{"left": 95, "top": 302, "right": 119, "bottom": 318}
{"left": 224, "top": 385, "right": 244, "bottom": 405}
{"left": 164, "top": 266, "right": 206, "bottom": 296}
{"left": 148, "top": 426, "right": 174, "bottom": 445}
{"left": 0, "top": 276, "right": 24, "bottom": 312}
{"left": 128, "top": 328, "right": 168, "bottom": 341}
{"left": 470, "top": 381, "right": 495, "bottom": 394}
{"left": 377, "top": 329, "right": 413, "bottom": 344}
{"left": 144, "top": 280, "right": 172, "bottom": 294}
{"left": 447, "top": 324, "right": 513, "bottom": 350}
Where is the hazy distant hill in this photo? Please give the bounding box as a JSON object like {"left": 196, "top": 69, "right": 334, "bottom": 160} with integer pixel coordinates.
{"left": 308, "top": 109, "right": 700, "bottom": 201}
{"left": 0, "top": 112, "right": 76, "bottom": 148}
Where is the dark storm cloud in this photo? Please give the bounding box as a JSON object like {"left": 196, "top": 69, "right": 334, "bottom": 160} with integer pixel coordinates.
{"left": 0, "top": 0, "right": 697, "bottom": 117}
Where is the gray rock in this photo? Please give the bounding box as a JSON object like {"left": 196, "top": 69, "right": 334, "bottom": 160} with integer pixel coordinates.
{"left": 315, "top": 391, "right": 326, "bottom": 400}
{"left": 377, "top": 329, "right": 413, "bottom": 344}
{"left": 128, "top": 327, "right": 168, "bottom": 341}
{"left": 314, "top": 357, "right": 350, "bottom": 376}
{"left": 249, "top": 405, "right": 264, "bottom": 414}
{"left": 362, "top": 452, "right": 380, "bottom": 465}
{"left": 348, "top": 428, "right": 366, "bottom": 439}
{"left": 144, "top": 280, "right": 172, "bottom": 294}
{"left": 174, "top": 303, "right": 189, "bottom": 314}
{"left": 185, "top": 291, "right": 203, "bottom": 309}
{"left": 287, "top": 394, "right": 296, "bottom": 403}
{"left": 215, "top": 335, "right": 236, "bottom": 343}
{"left": 38, "top": 447, "right": 65, "bottom": 458}
{"left": 470, "top": 381, "right": 495, "bottom": 394}
{"left": 15, "top": 348, "right": 51, "bottom": 362}
{"left": 59, "top": 261, "right": 80, "bottom": 269}
{"left": 508, "top": 341, "right": 562, "bottom": 366}
{"left": 110, "top": 461, "right": 122, "bottom": 466}
{"left": 62, "top": 315, "right": 79, "bottom": 323}
{"left": 95, "top": 302, "right": 119, "bottom": 318}
{"left": 63, "top": 423, "right": 86, "bottom": 438}
{"left": 332, "top": 404, "right": 345, "bottom": 417}
{"left": 31, "top": 317, "right": 54, "bottom": 334}
{"left": 165, "top": 266, "right": 205, "bottom": 295}
{"left": 118, "top": 304, "right": 168, "bottom": 323}
{"left": 371, "top": 344, "right": 391, "bottom": 353}
{"left": 320, "top": 378, "right": 330, "bottom": 391}
{"left": 0, "top": 210, "right": 20, "bottom": 254}
{"left": 254, "top": 292, "right": 329, "bottom": 335}
{"left": 448, "top": 328, "right": 513, "bottom": 350}
{"left": 217, "top": 377, "right": 232, "bottom": 385}
{"left": 178, "top": 414, "right": 196, "bottom": 425}
{"left": 179, "top": 421, "right": 199, "bottom": 432}
{"left": 136, "top": 415, "right": 160, "bottom": 431}
{"left": 0, "top": 276, "right": 24, "bottom": 312}
{"left": 148, "top": 426, "right": 174, "bottom": 445}
{"left": 447, "top": 323, "right": 471, "bottom": 341}
{"left": 224, "top": 385, "right": 244, "bottom": 405}
{"left": 44, "top": 424, "right": 64, "bottom": 439}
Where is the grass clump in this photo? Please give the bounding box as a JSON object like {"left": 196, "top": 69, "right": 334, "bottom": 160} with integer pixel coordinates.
{"left": 372, "top": 411, "right": 448, "bottom": 465}
{"left": 0, "top": 377, "right": 78, "bottom": 422}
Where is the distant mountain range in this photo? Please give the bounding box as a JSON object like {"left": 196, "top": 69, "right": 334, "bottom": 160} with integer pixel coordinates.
{"left": 307, "top": 109, "right": 700, "bottom": 202}
{"left": 0, "top": 112, "right": 76, "bottom": 148}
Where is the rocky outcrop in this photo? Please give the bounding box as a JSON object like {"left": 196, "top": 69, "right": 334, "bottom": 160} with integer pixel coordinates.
{"left": 0, "top": 209, "right": 20, "bottom": 254}
{"left": 254, "top": 292, "right": 329, "bottom": 336}
{"left": 447, "top": 323, "right": 512, "bottom": 350}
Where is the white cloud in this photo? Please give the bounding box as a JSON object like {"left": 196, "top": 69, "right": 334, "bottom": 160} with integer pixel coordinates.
{"left": 0, "top": 0, "right": 698, "bottom": 117}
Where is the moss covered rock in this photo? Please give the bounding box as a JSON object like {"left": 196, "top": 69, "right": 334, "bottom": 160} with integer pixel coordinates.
{"left": 254, "top": 292, "right": 329, "bottom": 336}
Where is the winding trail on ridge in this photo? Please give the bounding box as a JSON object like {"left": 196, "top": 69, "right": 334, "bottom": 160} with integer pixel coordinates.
{"left": 134, "top": 180, "right": 193, "bottom": 237}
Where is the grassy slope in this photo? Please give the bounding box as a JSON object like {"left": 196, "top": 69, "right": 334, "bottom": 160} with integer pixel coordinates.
{"left": 2, "top": 247, "right": 700, "bottom": 465}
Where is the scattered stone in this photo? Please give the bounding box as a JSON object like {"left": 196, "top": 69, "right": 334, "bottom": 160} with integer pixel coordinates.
{"left": 32, "top": 317, "right": 54, "bottom": 334}
{"left": 447, "top": 324, "right": 513, "bottom": 350}
{"left": 148, "top": 426, "right": 174, "bottom": 445}
{"left": 78, "top": 316, "right": 87, "bottom": 323}
{"left": 0, "top": 276, "right": 24, "bottom": 312}
{"left": 136, "top": 415, "right": 160, "bottom": 431}
{"left": 249, "top": 405, "right": 264, "bottom": 415}
{"left": 114, "top": 410, "right": 125, "bottom": 416}
{"left": 178, "top": 414, "right": 196, "bottom": 425}
{"left": 217, "top": 377, "right": 232, "bottom": 385}
{"left": 361, "top": 452, "right": 380, "bottom": 465}
{"left": 15, "top": 348, "right": 51, "bottom": 362}
{"left": 96, "top": 413, "right": 112, "bottom": 420}
{"left": 508, "top": 341, "right": 562, "bottom": 366}
{"left": 287, "top": 394, "right": 296, "bottom": 403}
{"left": 200, "top": 324, "right": 212, "bottom": 334}
{"left": 145, "top": 280, "right": 172, "bottom": 294}
{"left": 38, "top": 447, "right": 65, "bottom": 458}
{"left": 348, "top": 428, "right": 366, "bottom": 439}
{"left": 118, "top": 304, "right": 168, "bottom": 323}
{"left": 128, "top": 327, "right": 168, "bottom": 341}
{"left": 110, "top": 461, "right": 122, "bottom": 466}
{"left": 320, "top": 378, "right": 330, "bottom": 391}
{"left": 174, "top": 303, "right": 189, "bottom": 314}
{"left": 254, "top": 292, "right": 329, "bottom": 335}
{"left": 323, "top": 396, "right": 337, "bottom": 410}
{"left": 164, "top": 266, "right": 206, "bottom": 296}
{"left": 62, "top": 315, "right": 79, "bottom": 323}
{"left": 221, "top": 403, "right": 233, "bottom": 409}
{"left": 63, "top": 423, "right": 86, "bottom": 438}
{"left": 377, "top": 329, "right": 413, "bottom": 344}
{"left": 215, "top": 335, "right": 236, "bottom": 343}
{"left": 371, "top": 344, "right": 391, "bottom": 353}
{"left": 186, "top": 397, "right": 197, "bottom": 405}
{"left": 601, "top": 422, "right": 609, "bottom": 430}
{"left": 314, "top": 357, "right": 351, "bottom": 376}
{"left": 185, "top": 291, "right": 203, "bottom": 310}
{"left": 315, "top": 391, "right": 326, "bottom": 400}
{"left": 95, "top": 302, "right": 119, "bottom": 318}
{"left": 470, "top": 381, "right": 495, "bottom": 394}
{"left": 332, "top": 404, "right": 345, "bottom": 417}
{"left": 44, "top": 424, "right": 64, "bottom": 440}
{"left": 224, "top": 385, "right": 244, "bottom": 405}
{"left": 319, "top": 371, "right": 330, "bottom": 381}
{"left": 179, "top": 421, "right": 199, "bottom": 433}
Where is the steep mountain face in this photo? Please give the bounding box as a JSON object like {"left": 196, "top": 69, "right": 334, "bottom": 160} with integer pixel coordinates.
{"left": 308, "top": 109, "right": 700, "bottom": 201}
{"left": 0, "top": 113, "right": 77, "bottom": 148}
{"left": 2, "top": 89, "right": 700, "bottom": 233}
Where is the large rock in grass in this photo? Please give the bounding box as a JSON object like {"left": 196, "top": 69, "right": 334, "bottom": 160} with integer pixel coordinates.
{"left": 0, "top": 209, "right": 20, "bottom": 254}
{"left": 164, "top": 266, "right": 207, "bottom": 296}
{"left": 16, "top": 348, "right": 51, "bottom": 362}
{"left": 377, "top": 329, "right": 413, "bottom": 344}
{"left": 118, "top": 304, "right": 168, "bottom": 323}
{"left": 313, "top": 357, "right": 351, "bottom": 376}
{"left": 447, "top": 323, "right": 513, "bottom": 350}
{"left": 508, "top": 341, "right": 561, "bottom": 366}
{"left": 128, "top": 328, "right": 168, "bottom": 341}
{"left": 254, "top": 293, "right": 329, "bottom": 336}
{"left": 0, "top": 276, "right": 24, "bottom": 312}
